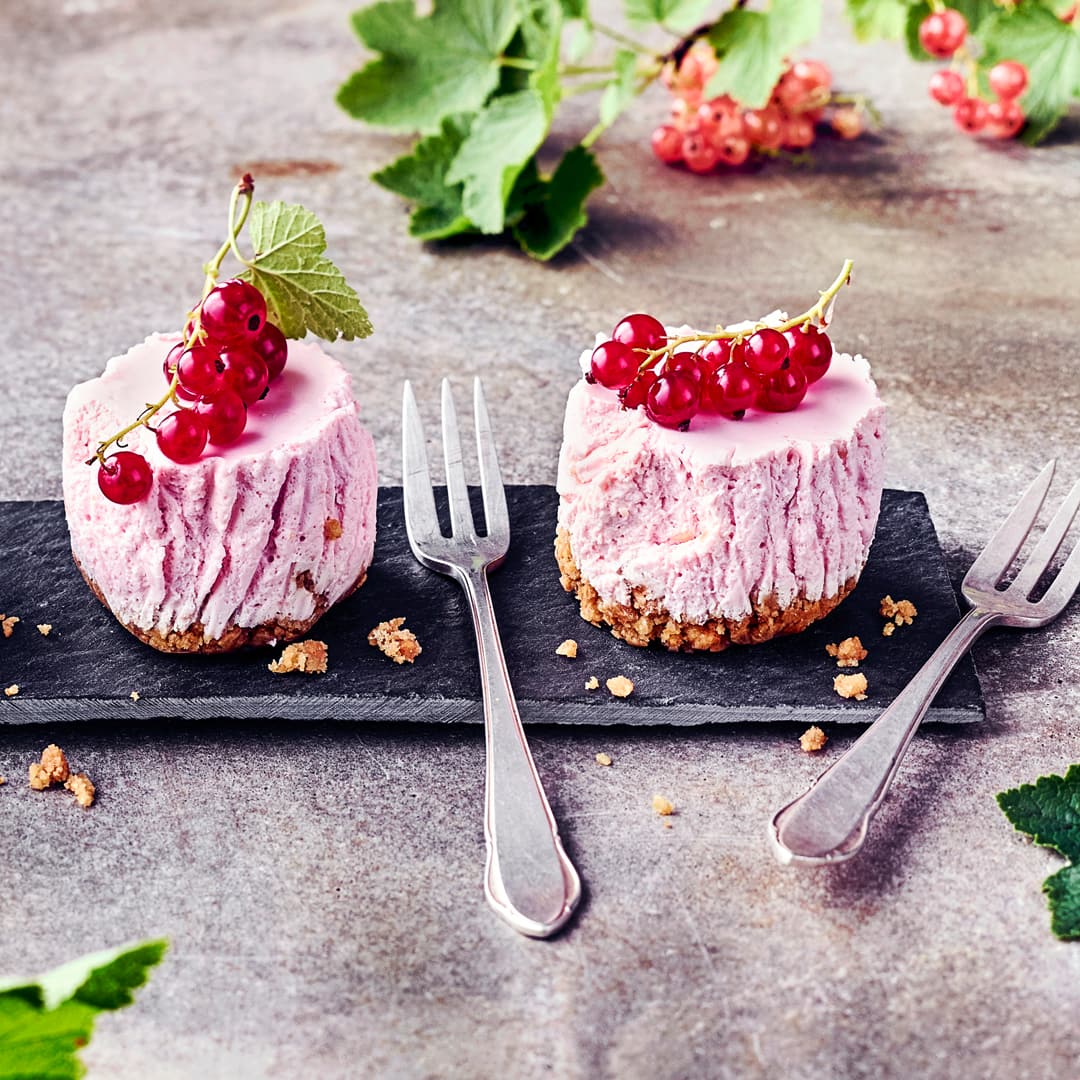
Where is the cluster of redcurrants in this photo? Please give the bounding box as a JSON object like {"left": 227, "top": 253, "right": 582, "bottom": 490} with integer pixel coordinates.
{"left": 587, "top": 313, "right": 833, "bottom": 431}
{"left": 97, "top": 279, "right": 288, "bottom": 505}
{"left": 651, "top": 40, "right": 862, "bottom": 174}
{"left": 919, "top": 9, "right": 1028, "bottom": 139}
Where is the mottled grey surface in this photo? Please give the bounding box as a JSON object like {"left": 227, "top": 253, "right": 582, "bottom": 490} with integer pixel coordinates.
{"left": 1, "top": 1, "right": 1079, "bottom": 1078}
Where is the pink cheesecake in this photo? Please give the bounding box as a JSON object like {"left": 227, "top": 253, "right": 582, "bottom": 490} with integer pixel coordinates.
{"left": 63, "top": 333, "right": 377, "bottom": 653}
{"left": 556, "top": 326, "right": 886, "bottom": 651}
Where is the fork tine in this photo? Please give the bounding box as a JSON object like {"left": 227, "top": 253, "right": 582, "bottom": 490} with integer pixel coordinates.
{"left": 1010, "top": 478, "right": 1080, "bottom": 598}
{"left": 1034, "top": 535, "right": 1080, "bottom": 616}
{"left": 474, "top": 378, "right": 509, "bottom": 544}
{"left": 401, "top": 381, "right": 442, "bottom": 546}
{"left": 964, "top": 459, "right": 1056, "bottom": 588}
{"left": 441, "top": 379, "right": 475, "bottom": 539}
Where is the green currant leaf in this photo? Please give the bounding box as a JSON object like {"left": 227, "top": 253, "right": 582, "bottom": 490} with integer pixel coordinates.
{"left": 599, "top": 49, "right": 639, "bottom": 128}
{"left": 372, "top": 115, "right": 475, "bottom": 240}
{"left": 512, "top": 145, "right": 605, "bottom": 260}
{"left": 981, "top": 3, "right": 1080, "bottom": 145}
{"left": 624, "top": 0, "right": 711, "bottom": 32}
{"left": 241, "top": 202, "right": 374, "bottom": 342}
{"left": 445, "top": 90, "right": 550, "bottom": 234}
{"left": 845, "top": 0, "right": 909, "bottom": 42}
{"left": 520, "top": 0, "right": 565, "bottom": 118}
{"left": 1044, "top": 864, "right": 1080, "bottom": 941}
{"left": 336, "top": 0, "right": 521, "bottom": 133}
{"left": 0, "top": 940, "right": 167, "bottom": 1080}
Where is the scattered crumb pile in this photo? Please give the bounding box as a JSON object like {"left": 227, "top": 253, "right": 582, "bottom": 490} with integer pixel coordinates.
{"left": 1, "top": 614, "right": 19, "bottom": 638}
{"left": 324, "top": 517, "right": 343, "bottom": 541}
{"left": 833, "top": 672, "right": 868, "bottom": 701}
{"left": 28, "top": 744, "right": 95, "bottom": 808}
{"left": 652, "top": 794, "right": 675, "bottom": 817}
{"left": 269, "top": 640, "right": 329, "bottom": 675}
{"left": 595, "top": 752, "right": 613, "bottom": 767}
{"left": 130, "top": 691, "right": 140, "bottom": 702}
{"left": 606, "top": 675, "right": 634, "bottom": 699}
{"left": 585, "top": 676, "right": 600, "bottom": 690}
{"left": 799, "top": 726, "right": 828, "bottom": 753}
{"left": 825, "top": 636, "right": 867, "bottom": 668}
{"left": 37, "top": 623, "right": 52, "bottom": 637}
{"left": 880, "top": 595, "right": 917, "bottom": 636}
{"left": 555, "top": 639, "right": 578, "bottom": 658}
{"left": 367, "top": 618, "right": 422, "bottom": 665}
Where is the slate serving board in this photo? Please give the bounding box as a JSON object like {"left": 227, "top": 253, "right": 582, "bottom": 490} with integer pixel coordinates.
{"left": 0, "top": 489, "right": 982, "bottom": 726}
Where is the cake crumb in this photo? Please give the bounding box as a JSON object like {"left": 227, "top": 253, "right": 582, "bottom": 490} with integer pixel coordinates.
{"left": 4, "top": 685, "right": 19, "bottom": 697}
{"left": 880, "top": 595, "right": 917, "bottom": 627}
{"left": 36, "top": 623, "right": 52, "bottom": 637}
{"left": 555, "top": 638, "right": 578, "bottom": 658}
{"left": 652, "top": 794, "right": 675, "bottom": 816}
{"left": 28, "top": 744, "right": 70, "bottom": 789}
{"left": 834, "top": 672, "right": 868, "bottom": 701}
{"left": 882, "top": 622, "right": 895, "bottom": 637}
{"left": 268, "top": 640, "right": 329, "bottom": 675}
{"left": 367, "top": 618, "right": 422, "bottom": 665}
{"left": 1, "top": 615, "right": 19, "bottom": 638}
{"left": 65, "top": 772, "right": 95, "bottom": 808}
{"left": 324, "top": 517, "right": 343, "bottom": 541}
{"left": 585, "top": 676, "right": 600, "bottom": 690}
{"left": 595, "top": 752, "right": 613, "bottom": 767}
{"left": 130, "top": 691, "right": 140, "bottom": 702}
{"left": 606, "top": 675, "right": 634, "bottom": 698}
{"left": 0, "top": 777, "right": 5, "bottom": 786}
{"left": 825, "top": 636, "right": 867, "bottom": 668}
{"left": 799, "top": 726, "right": 828, "bottom": 753}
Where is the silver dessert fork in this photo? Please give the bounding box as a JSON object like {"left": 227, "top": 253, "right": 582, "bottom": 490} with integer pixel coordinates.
{"left": 402, "top": 378, "right": 582, "bottom": 937}
{"left": 770, "top": 459, "right": 1080, "bottom": 866}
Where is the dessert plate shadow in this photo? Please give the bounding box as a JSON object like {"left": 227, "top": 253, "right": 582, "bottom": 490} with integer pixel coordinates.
{"left": 0, "top": 488, "right": 982, "bottom": 726}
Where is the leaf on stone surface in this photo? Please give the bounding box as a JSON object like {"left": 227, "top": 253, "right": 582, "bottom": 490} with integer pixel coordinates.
{"left": 998, "top": 764, "right": 1080, "bottom": 940}
{"left": 599, "top": 49, "right": 639, "bottom": 128}
{"left": 241, "top": 202, "right": 372, "bottom": 342}
{"left": 512, "top": 145, "right": 605, "bottom": 260}
{"left": 624, "top": 0, "right": 711, "bottom": 31}
{"left": 336, "top": 0, "right": 521, "bottom": 132}
{"left": 445, "top": 90, "right": 550, "bottom": 234}
{"left": 845, "top": 0, "right": 909, "bottom": 42}
{"left": 520, "top": 0, "right": 565, "bottom": 118}
{"left": 705, "top": 1, "right": 822, "bottom": 109}
{"left": 0, "top": 940, "right": 167, "bottom": 1080}
{"left": 372, "top": 115, "right": 475, "bottom": 240}
{"left": 981, "top": 4, "right": 1080, "bottom": 145}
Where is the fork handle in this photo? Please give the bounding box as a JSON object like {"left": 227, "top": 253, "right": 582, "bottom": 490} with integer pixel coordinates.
{"left": 770, "top": 607, "right": 1000, "bottom": 866}
{"left": 461, "top": 569, "right": 582, "bottom": 937}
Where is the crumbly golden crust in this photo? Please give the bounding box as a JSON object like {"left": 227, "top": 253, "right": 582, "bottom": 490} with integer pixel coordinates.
{"left": 74, "top": 552, "right": 367, "bottom": 655}
{"left": 555, "top": 527, "right": 858, "bottom": 653}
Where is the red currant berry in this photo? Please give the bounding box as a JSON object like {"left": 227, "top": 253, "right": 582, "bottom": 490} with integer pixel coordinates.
{"left": 740, "top": 328, "right": 790, "bottom": 375}
{"left": 743, "top": 107, "right": 784, "bottom": 151}
{"left": 790, "top": 59, "right": 831, "bottom": 94}
{"left": 651, "top": 124, "right": 684, "bottom": 164}
{"left": 155, "top": 409, "right": 209, "bottom": 464}
{"left": 783, "top": 115, "right": 816, "bottom": 150}
{"left": 590, "top": 340, "right": 640, "bottom": 390}
{"left": 985, "top": 99, "right": 1024, "bottom": 139}
{"left": 715, "top": 135, "right": 750, "bottom": 167}
{"left": 176, "top": 344, "right": 226, "bottom": 398}
{"left": 194, "top": 388, "right": 247, "bottom": 446}
{"left": 782, "top": 326, "right": 833, "bottom": 384}
{"left": 198, "top": 279, "right": 267, "bottom": 342}
{"left": 220, "top": 347, "right": 270, "bottom": 406}
{"left": 918, "top": 10, "right": 967, "bottom": 59}
{"left": 928, "top": 69, "right": 965, "bottom": 106}
{"left": 97, "top": 451, "right": 153, "bottom": 504}
{"left": 682, "top": 129, "right": 719, "bottom": 173}
{"left": 705, "top": 362, "right": 758, "bottom": 418}
{"left": 954, "top": 96, "right": 988, "bottom": 134}
{"left": 620, "top": 370, "right": 659, "bottom": 411}
{"left": 645, "top": 373, "right": 700, "bottom": 430}
{"left": 699, "top": 338, "right": 732, "bottom": 370}
{"left": 666, "top": 352, "right": 708, "bottom": 385}
{"left": 250, "top": 322, "right": 288, "bottom": 382}
{"left": 758, "top": 365, "right": 809, "bottom": 412}
{"left": 775, "top": 71, "right": 812, "bottom": 112}
{"left": 831, "top": 107, "right": 863, "bottom": 141}
{"left": 612, "top": 313, "right": 667, "bottom": 352}
{"left": 163, "top": 345, "right": 199, "bottom": 402}
{"left": 988, "top": 61, "right": 1028, "bottom": 101}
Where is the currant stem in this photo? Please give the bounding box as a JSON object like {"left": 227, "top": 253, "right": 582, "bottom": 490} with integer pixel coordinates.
{"left": 86, "top": 378, "right": 180, "bottom": 466}
{"left": 591, "top": 20, "right": 654, "bottom": 55}
{"left": 639, "top": 259, "right": 855, "bottom": 368}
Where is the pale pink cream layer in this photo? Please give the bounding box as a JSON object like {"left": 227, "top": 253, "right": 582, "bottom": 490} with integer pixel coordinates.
{"left": 63, "top": 333, "right": 377, "bottom": 643}
{"left": 557, "top": 329, "right": 887, "bottom": 623}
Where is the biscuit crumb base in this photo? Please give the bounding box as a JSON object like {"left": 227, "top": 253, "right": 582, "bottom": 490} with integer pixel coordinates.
{"left": 269, "top": 640, "right": 329, "bottom": 675}
{"left": 368, "top": 618, "right": 422, "bottom": 665}
{"left": 324, "top": 518, "right": 343, "bottom": 541}
{"left": 1, "top": 614, "right": 19, "bottom": 638}
{"left": 4, "top": 685, "right": 19, "bottom": 698}
{"left": 556, "top": 528, "right": 858, "bottom": 651}
{"left": 834, "top": 672, "right": 868, "bottom": 701}
{"left": 606, "top": 675, "right": 634, "bottom": 698}
{"left": 825, "top": 635, "right": 867, "bottom": 668}
{"left": 36, "top": 623, "right": 52, "bottom": 637}
{"left": 595, "top": 752, "right": 613, "bottom": 767}
{"left": 555, "top": 638, "right": 578, "bottom": 658}
{"left": 880, "top": 595, "right": 917, "bottom": 628}
{"left": 585, "top": 676, "right": 600, "bottom": 690}
{"left": 799, "top": 726, "right": 828, "bottom": 752}
{"left": 65, "top": 772, "right": 95, "bottom": 808}
{"left": 652, "top": 794, "right": 675, "bottom": 816}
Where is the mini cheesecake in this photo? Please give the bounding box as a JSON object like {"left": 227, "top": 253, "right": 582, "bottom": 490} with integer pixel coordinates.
{"left": 556, "top": 326, "right": 886, "bottom": 651}
{"left": 63, "top": 333, "right": 377, "bottom": 653}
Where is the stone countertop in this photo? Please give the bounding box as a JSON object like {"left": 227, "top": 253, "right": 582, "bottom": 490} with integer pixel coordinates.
{"left": 2, "top": 1, "right": 1079, "bottom": 1077}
